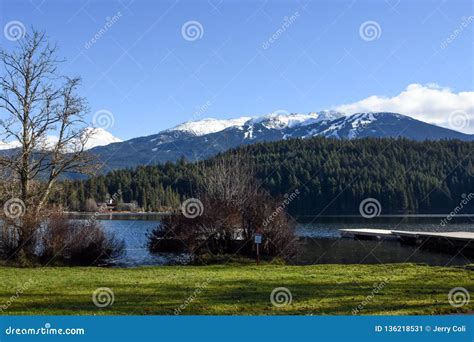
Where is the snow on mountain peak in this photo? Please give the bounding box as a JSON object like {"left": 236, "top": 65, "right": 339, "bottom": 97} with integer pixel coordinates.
{"left": 249, "top": 112, "right": 317, "bottom": 129}
{"left": 247, "top": 110, "right": 345, "bottom": 130}
{"left": 84, "top": 127, "right": 122, "bottom": 149}
{"left": 0, "top": 140, "right": 21, "bottom": 150}
{"left": 168, "top": 117, "right": 252, "bottom": 136}
{"left": 169, "top": 111, "right": 346, "bottom": 137}
{"left": 312, "top": 112, "right": 379, "bottom": 139}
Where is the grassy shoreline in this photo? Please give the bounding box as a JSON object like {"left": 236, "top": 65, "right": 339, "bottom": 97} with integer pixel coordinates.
{"left": 0, "top": 263, "right": 472, "bottom": 315}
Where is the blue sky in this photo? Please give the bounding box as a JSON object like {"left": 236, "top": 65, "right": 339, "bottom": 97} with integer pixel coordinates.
{"left": 0, "top": 0, "right": 473, "bottom": 139}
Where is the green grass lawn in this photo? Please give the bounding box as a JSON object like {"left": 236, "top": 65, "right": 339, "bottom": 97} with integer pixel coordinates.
{"left": 0, "top": 263, "right": 472, "bottom": 315}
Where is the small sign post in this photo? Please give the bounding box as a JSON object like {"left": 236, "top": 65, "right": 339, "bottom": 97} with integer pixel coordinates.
{"left": 254, "top": 232, "right": 262, "bottom": 266}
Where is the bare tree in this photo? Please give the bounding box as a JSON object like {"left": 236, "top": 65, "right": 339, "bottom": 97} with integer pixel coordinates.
{"left": 150, "top": 153, "right": 297, "bottom": 259}
{"left": 0, "top": 30, "right": 96, "bottom": 215}
{"left": 195, "top": 153, "right": 256, "bottom": 206}
{"left": 0, "top": 30, "right": 97, "bottom": 257}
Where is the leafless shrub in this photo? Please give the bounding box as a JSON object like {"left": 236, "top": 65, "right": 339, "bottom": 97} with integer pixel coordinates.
{"left": 0, "top": 212, "right": 42, "bottom": 262}
{"left": 0, "top": 221, "right": 20, "bottom": 260}
{"left": 39, "top": 210, "right": 124, "bottom": 266}
{"left": 149, "top": 154, "right": 296, "bottom": 260}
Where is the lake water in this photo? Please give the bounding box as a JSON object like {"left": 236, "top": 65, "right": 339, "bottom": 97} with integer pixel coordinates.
{"left": 73, "top": 214, "right": 474, "bottom": 267}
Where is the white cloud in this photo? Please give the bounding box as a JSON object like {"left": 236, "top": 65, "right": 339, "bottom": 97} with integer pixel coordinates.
{"left": 334, "top": 84, "right": 474, "bottom": 134}
{"left": 0, "top": 128, "right": 122, "bottom": 151}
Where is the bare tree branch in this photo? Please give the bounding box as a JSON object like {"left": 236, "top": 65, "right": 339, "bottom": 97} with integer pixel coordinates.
{"left": 0, "top": 29, "right": 98, "bottom": 227}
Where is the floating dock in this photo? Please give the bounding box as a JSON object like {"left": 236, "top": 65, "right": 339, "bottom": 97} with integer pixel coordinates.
{"left": 339, "top": 229, "right": 474, "bottom": 255}
{"left": 339, "top": 229, "right": 395, "bottom": 240}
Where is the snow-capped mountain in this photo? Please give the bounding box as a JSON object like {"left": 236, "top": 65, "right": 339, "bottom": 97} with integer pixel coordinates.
{"left": 3, "top": 112, "right": 472, "bottom": 172}
{"left": 83, "top": 127, "right": 122, "bottom": 149}
{"left": 0, "top": 140, "right": 21, "bottom": 151}
{"left": 247, "top": 111, "right": 343, "bottom": 129}
{"left": 87, "top": 111, "right": 474, "bottom": 171}
{"left": 168, "top": 111, "right": 343, "bottom": 136}
{"left": 167, "top": 117, "right": 251, "bottom": 136}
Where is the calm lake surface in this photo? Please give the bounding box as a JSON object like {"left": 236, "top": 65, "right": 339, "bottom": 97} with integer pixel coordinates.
{"left": 71, "top": 214, "right": 474, "bottom": 267}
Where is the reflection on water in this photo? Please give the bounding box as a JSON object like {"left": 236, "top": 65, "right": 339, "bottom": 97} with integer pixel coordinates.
{"left": 296, "top": 215, "right": 474, "bottom": 238}
{"left": 294, "top": 216, "right": 474, "bottom": 266}
{"left": 71, "top": 214, "right": 474, "bottom": 267}
{"left": 294, "top": 238, "right": 471, "bottom": 266}
{"left": 98, "top": 219, "right": 191, "bottom": 267}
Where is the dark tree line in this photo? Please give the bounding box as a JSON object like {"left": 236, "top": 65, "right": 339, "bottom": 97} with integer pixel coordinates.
{"left": 56, "top": 137, "right": 474, "bottom": 215}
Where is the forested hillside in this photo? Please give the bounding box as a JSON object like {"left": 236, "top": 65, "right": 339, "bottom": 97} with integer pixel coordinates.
{"left": 56, "top": 137, "right": 474, "bottom": 215}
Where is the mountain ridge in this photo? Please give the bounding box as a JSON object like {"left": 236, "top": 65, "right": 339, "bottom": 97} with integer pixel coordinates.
{"left": 87, "top": 111, "right": 474, "bottom": 172}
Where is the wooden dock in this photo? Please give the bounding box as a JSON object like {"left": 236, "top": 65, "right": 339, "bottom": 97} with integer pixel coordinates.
{"left": 392, "top": 230, "right": 474, "bottom": 241}
{"left": 339, "top": 229, "right": 474, "bottom": 255}
{"left": 339, "top": 229, "right": 395, "bottom": 240}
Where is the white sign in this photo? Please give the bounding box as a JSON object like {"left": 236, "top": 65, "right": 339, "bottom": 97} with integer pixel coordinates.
{"left": 254, "top": 234, "right": 262, "bottom": 244}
